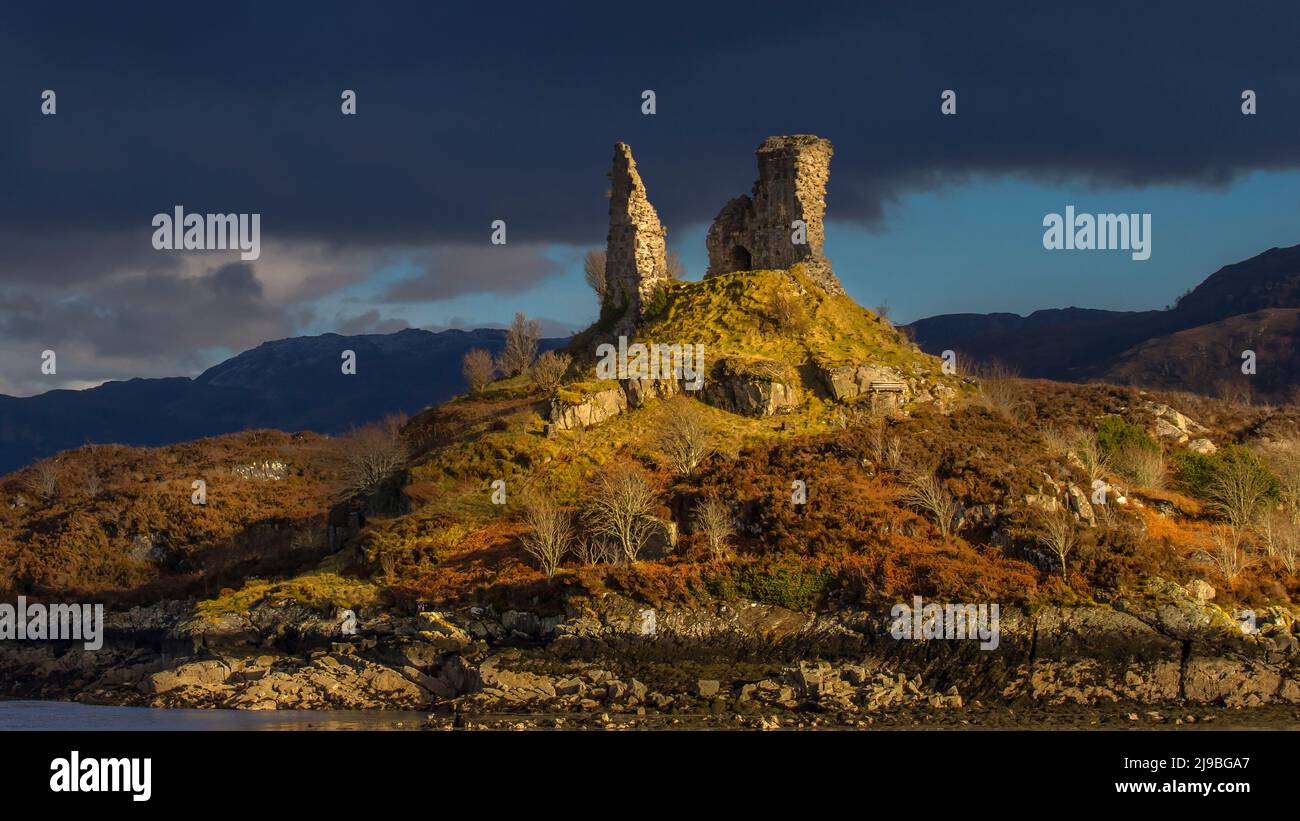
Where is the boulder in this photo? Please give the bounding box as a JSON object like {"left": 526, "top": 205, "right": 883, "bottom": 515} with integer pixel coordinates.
{"left": 549, "top": 386, "right": 627, "bottom": 431}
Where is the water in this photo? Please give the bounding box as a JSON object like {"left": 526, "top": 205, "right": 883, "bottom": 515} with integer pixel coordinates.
{"left": 0, "top": 700, "right": 429, "bottom": 731}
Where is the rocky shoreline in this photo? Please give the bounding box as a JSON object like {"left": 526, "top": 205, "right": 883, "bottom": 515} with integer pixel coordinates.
{"left": 2, "top": 580, "right": 1297, "bottom": 726}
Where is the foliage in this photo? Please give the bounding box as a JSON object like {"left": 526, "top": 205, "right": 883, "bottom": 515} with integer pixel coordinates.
{"left": 461, "top": 348, "right": 496, "bottom": 395}
{"left": 498, "top": 312, "right": 540, "bottom": 377}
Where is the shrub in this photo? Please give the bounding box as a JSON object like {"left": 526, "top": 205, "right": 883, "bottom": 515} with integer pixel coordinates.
{"left": 22, "top": 463, "right": 59, "bottom": 501}
{"left": 1193, "top": 524, "right": 1256, "bottom": 582}
{"left": 968, "top": 359, "right": 1022, "bottom": 420}
{"left": 900, "top": 462, "right": 962, "bottom": 539}
{"left": 1115, "top": 443, "right": 1166, "bottom": 489}
{"left": 461, "top": 348, "right": 495, "bottom": 394}
{"left": 1097, "top": 416, "right": 1158, "bottom": 459}
{"left": 709, "top": 557, "right": 833, "bottom": 611}
{"left": 1069, "top": 427, "right": 1110, "bottom": 486}
{"left": 530, "top": 350, "right": 571, "bottom": 392}
{"left": 1172, "top": 450, "right": 1218, "bottom": 498}
{"left": 330, "top": 414, "right": 410, "bottom": 500}
{"left": 642, "top": 281, "right": 671, "bottom": 318}
{"left": 1175, "top": 446, "right": 1279, "bottom": 528}
{"left": 767, "top": 290, "right": 811, "bottom": 334}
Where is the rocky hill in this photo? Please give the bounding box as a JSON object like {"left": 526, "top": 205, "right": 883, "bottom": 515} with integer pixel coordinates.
{"left": 3, "top": 137, "right": 1298, "bottom": 726}
{"left": 907, "top": 243, "right": 1300, "bottom": 400}
{"left": 0, "top": 327, "right": 567, "bottom": 475}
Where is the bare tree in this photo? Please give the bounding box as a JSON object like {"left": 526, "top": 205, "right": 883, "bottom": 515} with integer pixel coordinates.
{"left": 530, "top": 350, "right": 571, "bottom": 392}
{"left": 519, "top": 493, "right": 574, "bottom": 577}
{"left": 574, "top": 535, "right": 619, "bottom": 566}
{"left": 1262, "top": 509, "right": 1300, "bottom": 573}
{"left": 1262, "top": 436, "right": 1300, "bottom": 514}
{"left": 694, "top": 494, "right": 735, "bottom": 560}
{"left": 657, "top": 397, "right": 714, "bottom": 477}
{"left": 498, "top": 312, "right": 540, "bottom": 377}
{"left": 23, "top": 463, "right": 59, "bottom": 501}
{"left": 332, "top": 414, "right": 411, "bottom": 499}
{"left": 81, "top": 468, "right": 102, "bottom": 498}
{"left": 583, "top": 465, "right": 659, "bottom": 563}
{"left": 900, "top": 462, "right": 962, "bottom": 540}
{"left": 666, "top": 251, "right": 686, "bottom": 280}
{"left": 1034, "top": 506, "right": 1078, "bottom": 581}
{"left": 461, "top": 348, "right": 496, "bottom": 395}
{"left": 584, "top": 249, "right": 607, "bottom": 303}
{"left": 1206, "top": 450, "right": 1275, "bottom": 530}
{"left": 1193, "top": 524, "right": 1256, "bottom": 581}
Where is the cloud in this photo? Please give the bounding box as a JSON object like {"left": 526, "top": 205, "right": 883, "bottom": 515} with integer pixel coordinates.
{"left": 379, "top": 243, "right": 565, "bottom": 302}
{"left": 6, "top": 3, "right": 1300, "bottom": 251}
{"left": 334, "top": 309, "right": 411, "bottom": 335}
{"left": 0, "top": 261, "right": 295, "bottom": 395}
{"left": 3, "top": 1, "right": 1300, "bottom": 392}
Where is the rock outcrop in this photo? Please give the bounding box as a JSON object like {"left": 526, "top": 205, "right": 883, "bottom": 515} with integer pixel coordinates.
{"left": 705, "top": 135, "right": 842, "bottom": 295}
{"left": 548, "top": 385, "right": 627, "bottom": 432}
{"left": 2, "top": 581, "right": 1297, "bottom": 721}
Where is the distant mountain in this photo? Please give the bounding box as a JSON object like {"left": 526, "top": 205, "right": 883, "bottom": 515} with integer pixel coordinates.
{"left": 906, "top": 243, "right": 1300, "bottom": 395}
{"left": 0, "top": 328, "right": 566, "bottom": 475}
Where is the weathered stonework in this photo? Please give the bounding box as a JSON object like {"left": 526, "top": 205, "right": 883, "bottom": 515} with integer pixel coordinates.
{"left": 705, "top": 135, "right": 843, "bottom": 295}
{"left": 606, "top": 143, "right": 668, "bottom": 325}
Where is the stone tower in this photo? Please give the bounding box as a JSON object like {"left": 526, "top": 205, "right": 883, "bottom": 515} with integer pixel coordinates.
{"left": 705, "top": 135, "right": 842, "bottom": 294}
{"left": 606, "top": 142, "right": 668, "bottom": 324}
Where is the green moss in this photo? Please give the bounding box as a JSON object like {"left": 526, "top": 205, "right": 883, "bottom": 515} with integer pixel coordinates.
{"left": 195, "top": 571, "right": 381, "bottom": 620}
{"left": 555, "top": 379, "right": 620, "bottom": 406}
{"left": 636, "top": 267, "right": 945, "bottom": 381}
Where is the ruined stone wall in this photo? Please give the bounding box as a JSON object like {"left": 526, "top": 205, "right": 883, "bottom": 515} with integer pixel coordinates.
{"left": 705, "top": 135, "right": 843, "bottom": 294}
{"left": 606, "top": 143, "right": 668, "bottom": 321}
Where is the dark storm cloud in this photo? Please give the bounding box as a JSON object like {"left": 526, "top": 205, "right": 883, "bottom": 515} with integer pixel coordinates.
{"left": 3, "top": 1, "right": 1299, "bottom": 249}
{"left": 0, "top": 262, "right": 296, "bottom": 394}
{"left": 2, "top": 1, "right": 1300, "bottom": 394}
{"left": 379, "top": 244, "right": 565, "bottom": 302}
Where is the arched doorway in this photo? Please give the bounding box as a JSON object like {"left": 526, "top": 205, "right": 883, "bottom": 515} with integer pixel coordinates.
{"left": 730, "top": 245, "right": 752, "bottom": 270}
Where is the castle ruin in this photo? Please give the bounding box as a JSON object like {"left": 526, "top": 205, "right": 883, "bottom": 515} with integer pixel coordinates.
{"left": 606, "top": 142, "right": 668, "bottom": 324}
{"left": 705, "top": 135, "right": 842, "bottom": 294}
{"left": 603, "top": 135, "right": 841, "bottom": 335}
